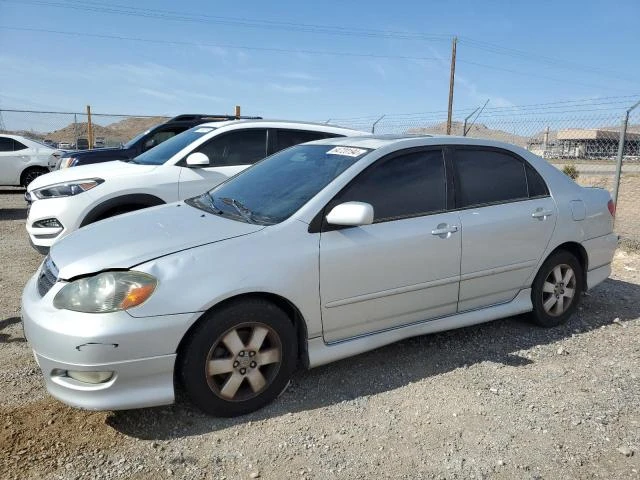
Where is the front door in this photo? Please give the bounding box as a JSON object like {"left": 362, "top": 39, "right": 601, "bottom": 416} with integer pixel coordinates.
{"left": 319, "top": 148, "right": 462, "bottom": 343}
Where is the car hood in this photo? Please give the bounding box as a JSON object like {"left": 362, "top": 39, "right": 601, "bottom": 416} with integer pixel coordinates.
{"left": 50, "top": 202, "right": 265, "bottom": 279}
{"left": 27, "top": 160, "right": 157, "bottom": 191}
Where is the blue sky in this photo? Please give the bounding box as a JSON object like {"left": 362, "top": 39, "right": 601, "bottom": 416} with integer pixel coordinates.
{"left": 1, "top": 0, "right": 639, "bottom": 124}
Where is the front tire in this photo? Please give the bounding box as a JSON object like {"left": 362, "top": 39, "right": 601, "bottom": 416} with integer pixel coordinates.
{"left": 530, "top": 250, "right": 583, "bottom": 327}
{"left": 179, "top": 298, "right": 297, "bottom": 417}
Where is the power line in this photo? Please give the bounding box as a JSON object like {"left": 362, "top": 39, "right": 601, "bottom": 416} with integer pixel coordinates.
{"left": 1, "top": 0, "right": 635, "bottom": 84}
{"left": 1, "top": 25, "right": 632, "bottom": 93}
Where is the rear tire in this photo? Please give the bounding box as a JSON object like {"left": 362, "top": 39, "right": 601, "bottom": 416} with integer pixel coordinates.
{"left": 530, "top": 250, "right": 583, "bottom": 327}
{"left": 21, "top": 167, "right": 48, "bottom": 187}
{"left": 179, "top": 298, "right": 297, "bottom": 417}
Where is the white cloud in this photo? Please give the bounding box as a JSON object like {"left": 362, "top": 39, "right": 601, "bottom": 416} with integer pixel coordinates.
{"left": 269, "top": 83, "right": 320, "bottom": 94}
{"left": 138, "top": 88, "right": 176, "bottom": 101}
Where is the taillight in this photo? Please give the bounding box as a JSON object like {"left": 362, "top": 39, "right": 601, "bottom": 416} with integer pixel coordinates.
{"left": 607, "top": 199, "right": 616, "bottom": 217}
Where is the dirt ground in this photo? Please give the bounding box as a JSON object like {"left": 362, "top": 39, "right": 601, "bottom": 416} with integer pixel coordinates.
{"left": 1, "top": 185, "right": 639, "bottom": 480}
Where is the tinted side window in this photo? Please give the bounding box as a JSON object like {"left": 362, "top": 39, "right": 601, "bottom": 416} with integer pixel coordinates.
{"left": 454, "top": 149, "right": 528, "bottom": 207}
{"left": 525, "top": 163, "right": 549, "bottom": 197}
{"left": 0, "top": 137, "right": 13, "bottom": 152}
{"left": 275, "top": 129, "right": 336, "bottom": 152}
{"left": 333, "top": 149, "right": 446, "bottom": 222}
{"left": 197, "top": 129, "right": 267, "bottom": 167}
{"left": 12, "top": 139, "right": 28, "bottom": 151}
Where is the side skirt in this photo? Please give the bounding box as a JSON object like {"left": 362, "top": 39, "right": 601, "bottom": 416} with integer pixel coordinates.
{"left": 307, "top": 289, "right": 532, "bottom": 368}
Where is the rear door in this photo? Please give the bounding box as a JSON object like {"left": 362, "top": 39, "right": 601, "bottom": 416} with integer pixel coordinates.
{"left": 178, "top": 129, "right": 268, "bottom": 198}
{"left": 319, "top": 147, "right": 461, "bottom": 342}
{"left": 452, "top": 146, "right": 556, "bottom": 311}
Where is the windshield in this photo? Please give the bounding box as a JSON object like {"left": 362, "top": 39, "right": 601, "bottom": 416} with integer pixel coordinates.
{"left": 131, "top": 126, "right": 216, "bottom": 165}
{"left": 186, "top": 144, "right": 370, "bottom": 225}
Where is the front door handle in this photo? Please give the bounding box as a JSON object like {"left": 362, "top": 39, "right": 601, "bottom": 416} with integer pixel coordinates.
{"left": 532, "top": 209, "right": 554, "bottom": 219}
{"left": 431, "top": 224, "right": 459, "bottom": 236}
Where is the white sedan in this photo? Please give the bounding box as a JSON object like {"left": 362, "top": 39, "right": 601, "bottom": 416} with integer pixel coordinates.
{"left": 0, "top": 134, "right": 54, "bottom": 187}
{"left": 21, "top": 135, "right": 617, "bottom": 417}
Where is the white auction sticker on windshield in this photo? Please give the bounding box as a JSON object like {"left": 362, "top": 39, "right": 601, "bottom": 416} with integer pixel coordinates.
{"left": 194, "top": 127, "right": 214, "bottom": 133}
{"left": 326, "top": 146, "right": 367, "bottom": 157}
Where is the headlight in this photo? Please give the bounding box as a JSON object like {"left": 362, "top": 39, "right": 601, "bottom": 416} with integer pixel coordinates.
{"left": 53, "top": 271, "right": 157, "bottom": 313}
{"left": 32, "top": 178, "right": 103, "bottom": 199}
{"left": 60, "top": 157, "right": 77, "bottom": 168}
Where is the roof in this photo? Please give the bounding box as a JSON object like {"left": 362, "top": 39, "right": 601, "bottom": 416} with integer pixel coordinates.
{"left": 307, "top": 134, "right": 528, "bottom": 151}
{"left": 197, "top": 119, "right": 368, "bottom": 133}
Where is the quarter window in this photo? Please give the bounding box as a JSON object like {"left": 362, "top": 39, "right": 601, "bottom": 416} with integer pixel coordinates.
{"left": 453, "top": 149, "right": 528, "bottom": 207}
{"left": 0, "top": 137, "right": 13, "bottom": 152}
{"left": 525, "top": 163, "right": 549, "bottom": 197}
{"left": 333, "top": 149, "right": 446, "bottom": 222}
{"left": 12, "top": 139, "right": 28, "bottom": 151}
{"left": 196, "top": 129, "right": 267, "bottom": 167}
{"left": 275, "top": 129, "right": 336, "bottom": 152}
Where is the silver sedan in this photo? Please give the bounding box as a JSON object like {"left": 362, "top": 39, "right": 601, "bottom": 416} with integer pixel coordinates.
{"left": 21, "top": 135, "right": 618, "bottom": 416}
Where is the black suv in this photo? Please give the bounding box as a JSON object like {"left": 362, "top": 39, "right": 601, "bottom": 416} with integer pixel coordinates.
{"left": 53, "top": 114, "right": 261, "bottom": 169}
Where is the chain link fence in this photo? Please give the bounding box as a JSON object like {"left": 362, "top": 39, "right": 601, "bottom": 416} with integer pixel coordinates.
{"left": 0, "top": 109, "right": 169, "bottom": 149}
{"left": 330, "top": 104, "right": 640, "bottom": 248}
{"left": 1, "top": 104, "right": 639, "bottom": 247}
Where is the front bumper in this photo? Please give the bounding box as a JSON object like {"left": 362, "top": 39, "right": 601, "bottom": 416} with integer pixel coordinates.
{"left": 21, "top": 271, "right": 200, "bottom": 411}
{"left": 25, "top": 195, "right": 88, "bottom": 250}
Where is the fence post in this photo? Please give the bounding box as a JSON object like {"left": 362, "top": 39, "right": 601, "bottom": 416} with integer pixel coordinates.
{"left": 86, "top": 105, "right": 93, "bottom": 149}
{"left": 73, "top": 114, "right": 78, "bottom": 147}
{"left": 372, "top": 115, "right": 385, "bottom": 134}
{"left": 613, "top": 99, "right": 640, "bottom": 214}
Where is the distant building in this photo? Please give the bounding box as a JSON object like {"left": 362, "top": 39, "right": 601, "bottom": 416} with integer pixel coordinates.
{"left": 555, "top": 129, "right": 640, "bottom": 159}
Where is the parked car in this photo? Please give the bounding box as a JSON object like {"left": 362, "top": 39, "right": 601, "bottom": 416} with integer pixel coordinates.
{"left": 76, "top": 138, "right": 89, "bottom": 150}
{"left": 57, "top": 142, "right": 73, "bottom": 150}
{"left": 94, "top": 137, "right": 106, "bottom": 148}
{"left": 25, "top": 120, "right": 366, "bottom": 252}
{"left": 43, "top": 139, "right": 58, "bottom": 148}
{"left": 0, "top": 134, "right": 55, "bottom": 187}
{"left": 21, "top": 135, "right": 617, "bottom": 416}
{"left": 53, "top": 114, "right": 262, "bottom": 170}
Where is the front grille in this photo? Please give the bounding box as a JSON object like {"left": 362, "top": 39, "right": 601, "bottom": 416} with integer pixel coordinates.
{"left": 37, "top": 256, "right": 59, "bottom": 297}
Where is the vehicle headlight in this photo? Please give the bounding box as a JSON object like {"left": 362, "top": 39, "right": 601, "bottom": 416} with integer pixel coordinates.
{"left": 53, "top": 271, "right": 157, "bottom": 313}
{"left": 60, "top": 157, "right": 77, "bottom": 168}
{"left": 32, "top": 178, "right": 103, "bottom": 199}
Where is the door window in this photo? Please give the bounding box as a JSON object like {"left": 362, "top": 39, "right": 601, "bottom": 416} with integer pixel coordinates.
{"left": 453, "top": 149, "right": 529, "bottom": 207}
{"left": 332, "top": 149, "right": 446, "bottom": 222}
{"left": 196, "top": 129, "right": 267, "bottom": 167}
{"left": 274, "top": 129, "right": 336, "bottom": 153}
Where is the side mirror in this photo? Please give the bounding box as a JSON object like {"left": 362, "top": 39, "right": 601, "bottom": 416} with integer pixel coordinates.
{"left": 326, "top": 202, "right": 374, "bottom": 227}
{"left": 186, "top": 152, "right": 210, "bottom": 167}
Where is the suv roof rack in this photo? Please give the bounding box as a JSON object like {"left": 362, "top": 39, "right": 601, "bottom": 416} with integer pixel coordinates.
{"left": 168, "top": 114, "right": 263, "bottom": 122}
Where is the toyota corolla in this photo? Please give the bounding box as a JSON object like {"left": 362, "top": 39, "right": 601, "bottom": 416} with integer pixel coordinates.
{"left": 21, "top": 135, "right": 617, "bottom": 417}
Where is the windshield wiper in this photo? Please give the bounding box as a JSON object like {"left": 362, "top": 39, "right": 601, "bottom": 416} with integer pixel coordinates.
{"left": 220, "top": 197, "right": 255, "bottom": 224}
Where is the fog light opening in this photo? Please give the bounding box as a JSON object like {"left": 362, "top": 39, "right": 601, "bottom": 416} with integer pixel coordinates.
{"left": 33, "top": 218, "right": 63, "bottom": 229}
{"left": 66, "top": 370, "right": 114, "bottom": 384}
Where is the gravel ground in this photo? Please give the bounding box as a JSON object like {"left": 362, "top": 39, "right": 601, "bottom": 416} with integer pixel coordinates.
{"left": 1, "top": 186, "right": 639, "bottom": 480}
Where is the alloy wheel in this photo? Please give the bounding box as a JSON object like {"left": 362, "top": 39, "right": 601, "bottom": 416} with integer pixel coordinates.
{"left": 542, "top": 264, "right": 577, "bottom": 316}
{"left": 205, "top": 322, "right": 282, "bottom": 402}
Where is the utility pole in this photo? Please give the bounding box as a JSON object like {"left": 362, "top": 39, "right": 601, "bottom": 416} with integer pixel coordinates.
{"left": 235, "top": 105, "right": 241, "bottom": 118}
{"left": 446, "top": 36, "right": 457, "bottom": 135}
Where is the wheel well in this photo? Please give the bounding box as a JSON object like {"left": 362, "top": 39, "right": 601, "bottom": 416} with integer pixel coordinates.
{"left": 547, "top": 242, "right": 588, "bottom": 289}
{"left": 20, "top": 166, "right": 48, "bottom": 186}
{"left": 176, "top": 293, "right": 310, "bottom": 369}
{"left": 80, "top": 194, "right": 165, "bottom": 226}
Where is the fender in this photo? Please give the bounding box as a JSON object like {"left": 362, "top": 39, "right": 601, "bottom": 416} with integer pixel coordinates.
{"left": 80, "top": 193, "right": 165, "bottom": 227}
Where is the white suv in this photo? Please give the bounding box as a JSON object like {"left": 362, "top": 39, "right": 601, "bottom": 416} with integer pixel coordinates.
{"left": 0, "top": 134, "right": 55, "bottom": 187}
{"left": 25, "top": 120, "right": 366, "bottom": 252}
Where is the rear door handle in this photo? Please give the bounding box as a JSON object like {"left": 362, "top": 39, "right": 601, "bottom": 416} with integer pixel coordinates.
{"left": 431, "top": 224, "right": 459, "bottom": 236}
{"left": 532, "top": 209, "right": 554, "bottom": 219}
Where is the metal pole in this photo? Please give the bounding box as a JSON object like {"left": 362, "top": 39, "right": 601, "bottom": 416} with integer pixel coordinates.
{"left": 613, "top": 98, "right": 640, "bottom": 212}
{"left": 86, "top": 105, "right": 93, "bottom": 149}
{"left": 73, "top": 114, "right": 78, "bottom": 147}
{"left": 446, "top": 37, "right": 457, "bottom": 135}
{"left": 235, "top": 105, "right": 241, "bottom": 118}
{"left": 372, "top": 115, "right": 385, "bottom": 134}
